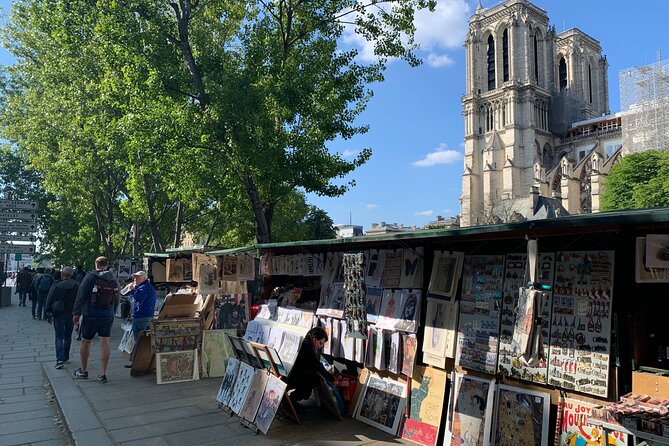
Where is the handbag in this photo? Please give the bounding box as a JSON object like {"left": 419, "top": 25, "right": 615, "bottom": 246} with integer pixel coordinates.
{"left": 52, "top": 299, "right": 65, "bottom": 314}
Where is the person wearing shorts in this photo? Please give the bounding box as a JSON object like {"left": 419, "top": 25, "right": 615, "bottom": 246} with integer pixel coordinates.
{"left": 71, "top": 256, "right": 120, "bottom": 383}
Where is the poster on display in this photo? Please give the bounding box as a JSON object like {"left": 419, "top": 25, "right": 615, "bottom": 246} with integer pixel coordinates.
{"left": 355, "top": 373, "right": 407, "bottom": 435}
{"left": 636, "top": 237, "right": 669, "bottom": 283}
{"left": 216, "top": 357, "right": 240, "bottom": 407}
{"left": 491, "top": 385, "right": 550, "bottom": 446}
{"left": 556, "top": 397, "right": 628, "bottom": 446}
{"left": 400, "top": 247, "right": 424, "bottom": 289}
{"left": 322, "top": 252, "right": 343, "bottom": 285}
{"left": 228, "top": 361, "right": 256, "bottom": 414}
{"left": 198, "top": 263, "right": 219, "bottom": 295}
{"left": 266, "top": 328, "right": 285, "bottom": 351}
{"left": 445, "top": 373, "right": 496, "bottom": 446}
{"left": 201, "top": 329, "right": 236, "bottom": 378}
{"left": 645, "top": 234, "right": 669, "bottom": 269}
{"left": 427, "top": 251, "right": 464, "bottom": 299}
{"left": 237, "top": 254, "right": 255, "bottom": 281}
{"left": 401, "top": 333, "right": 417, "bottom": 377}
{"left": 423, "top": 297, "right": 459, "bottom": 368}
{"left": 340, "top": 320, "right": 355, "bottom": 361}
{"left": 381, "top": 250, "right": 403, "bottom": 288}
{"left": 316, "top": 283, "right": 346, "bottom": 319}
{"left": 401, "top": 366, "right": 448, "bottom": 446}
{"left": 243, "top": 320, "right": 270, "bottom": 344}
{"left": 547, "top": 251, "right": 614, "bottom": 397}
{"left": 304, "top": 254, "right": 324, "bottom": 276}
{"left": 254, "top": 374, "right": 288, "bottom": 434}
{"left": 216, "top": 294, "right": 250, "bottom": 331}
{"left": 376, "top": 289, "right": 401, "bottom": 327}
{"left": 387, "top": 331, "right": 401, "bottom": 374}
{"left": 376, "top": 289, "right": 421, "bottom": 333}
{"left": 166, "top": 258, "right": 185, "bottom": 282}
{"left": 239, "top": 369, "right": 270, "bottom": 422}
{"left": 365, "top": 250, "right": 386, "bottom": 287}
{"left": 365, "top": 287, "right": 384, "bottom": 323}
{"left": 455, "top": 255, "right": 505, "bottom": 373}
{"left": 221, "top": 256, "right": 238, "bottom": 281}
{"left": 156, "top": 350, "right": 199, "bottom": 384}
{"left": 498, "top": 253, "right": 554, "bottom": 383}
{"left": 278, "top": 332, "right": 302, "bottom": 376}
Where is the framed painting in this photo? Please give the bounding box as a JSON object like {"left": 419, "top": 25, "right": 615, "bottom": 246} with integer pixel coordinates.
{"left": 156, "top": 350, "right": 199, "bottom": 385}
{"left": 215, "top": 357, "right": 240, "bottom": 407}
{"left": 636, "top": 237, "right": 669, "bottom": 283}
{"left": 491, "top": 385, "right": 550, "bottom": 446}
{"left": 427, "top": 251, "right": 464, "bottom": 299}
{"left": 355, "top": 373, "right": 407, "bottom": 435}
{"left": 254, "top": 374, "right": 288, "bottom": 434}
{"left": 201, "top": 329, "right": 236, "bottom": 378}
{"left": 239, "top": 369, "right": 270, "bottom": 422}
{"left": 445, "top": 373, "right": 495, "bottom": 446}
{"left": 228, "top": 361, "right": 256, "bottom": 414}
{"left": 645, "top": 234, "right": 669, "bottom": 269}
{"left": 402, "top": 365, "right": 448, "bottom": 446}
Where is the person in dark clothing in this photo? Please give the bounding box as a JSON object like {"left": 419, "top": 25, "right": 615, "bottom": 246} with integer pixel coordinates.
{"left": 35, "top": 268, "right": 54, "bottom": 320}
{"left": 284, "top": 327, "right": 334, "bottom": 403}
{"left": 74, "top": 266, "right": 85, "bottom": 283}
{"left": 15, "top": 266, "right": 32, "bottom": 307}
{"left": 45, "top": 267, "right": 80, "bottom": 369}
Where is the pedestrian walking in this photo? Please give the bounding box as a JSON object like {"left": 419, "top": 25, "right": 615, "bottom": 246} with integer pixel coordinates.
{"left": 45, "top": 267, "right": 80, "bottom": 369}
{"left": 15, "top": 266, "right": 32, "bottom": 307}
{"left": 72, "top": 256, "right": 120, "bottom": 383}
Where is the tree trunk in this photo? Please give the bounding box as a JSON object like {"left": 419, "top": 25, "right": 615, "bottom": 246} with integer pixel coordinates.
{"left": 243, "top": 176, "right": 271, "bottom": 244}
{"left": 91, "top": 198, "right": 113, "bottom": 261}
{"left": 171, "top": 0, "right": 209, "bottom": 108}
{"left": 174, "top": 199, "right": 183, "bottom": 248}
{"left": 142, "top": 173, "right": 164, "bottom": 252}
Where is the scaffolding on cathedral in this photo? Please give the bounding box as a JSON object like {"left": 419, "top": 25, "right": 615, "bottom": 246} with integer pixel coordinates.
{"left": 619, "top": 57, "right": 669, "bottom": 153}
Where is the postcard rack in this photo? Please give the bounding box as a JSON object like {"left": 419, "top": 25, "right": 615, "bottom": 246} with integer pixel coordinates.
{"left": 227, "top": 334, "right": 301, "bottom": 424}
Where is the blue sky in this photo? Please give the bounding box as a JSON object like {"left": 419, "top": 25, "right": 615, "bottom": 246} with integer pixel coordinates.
{"left": 0, "top": 0, "right": 667, "bottom": 232}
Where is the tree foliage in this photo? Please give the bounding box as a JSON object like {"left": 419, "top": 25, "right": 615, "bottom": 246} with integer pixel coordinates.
{"left": 600, "top": 150, "right": 669, "bottom": 211}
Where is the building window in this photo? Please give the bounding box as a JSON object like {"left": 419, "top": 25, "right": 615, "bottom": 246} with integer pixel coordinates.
{"left": 533, "top": 35, "right": 539, "bottom": 83}
{"left": 503, "top": 29, "right": 509, "bottom": 82}
{"left": 588, "top": 65, "right": 593, "bottom": 103}
{"left": 559, "top": 57, "right": 567, "bottom": 90}
{"left": 487, "top": 35, "right": 496, "bottom": 90}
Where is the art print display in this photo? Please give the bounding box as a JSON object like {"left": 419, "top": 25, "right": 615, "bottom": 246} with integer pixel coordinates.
{"left": 266, "top": 327, "right": 285, "bottom": 351}
{"left": 239, "top": 369, "right": 270, "bottom": 422}
{"left": 491, "top": 385, "right": 550, "bottom": 446}
{"left": 455, "top": 255, "right": 505, "bottom": 373}
{"left": 228, "top": 361, "right": 256, "bottom": 414}
{"left": 636, "top": 237, "right": 669, "bottom": 283}
{"left": 166, "top": 258, "right": 185, "bottom": 282}
{"left": 304, "top": 253, "right": 324, "bottom": 276}
{"left": 235, "top": 254, "right": 255, "bottom": 281}
{"left": 201, "top": 329, "right": 236, "bottom": 378}
{"left": 365, "top": 249, "right": 386, "bottom": 287}
{"left": 243, "top": 320, "right": 270, "bottom": 344}
{"left": 278, "top": 332, "right": 302, "bottom": 376}
{"left": 556, "top": 398, "right": 628, "bottom": 446}
{"left": 381, "top": 250, "right": 403, "bottom": 288}
{"left": 401, "top": 333, "right": 417, "bottom": 377}
{"left": 216, "top": 294, "right": 249, "bottom": 331}
{"left": 376, "top": 289, "right": 421, "bottom": 333}
{"left": 387, "top": 331, "right": 401, "bottom": 374}
{"left": 645, "top": 234, "right": 669, "bottom": 268}
{"left": 446, "top": 373, "right": 495, "bottom": 446}
{"left": 365, "top": 287, "right": 383, "bottom": 323}
{"left": 423, "top": 298, "right": 459, "bottom": 368}
{"left": 254, "top": 374, "right": 288, "bottom": 434}
{"left": 400, "top": 247, "right": 424, "bottom": 289}
{"left": 427, "top": 251, "right": 464, "bottom": 299}
{"left": 198, "top": 263, "right": 219, "bottom": 295}
{"left": 156, "top": 350, "right": 199, "bottom": 384}
{"left": 221, "top": 255, "right": 238, "bottom": 281}
{"left": 547, "top": 251, "right": 614, "bottom": 397}
{"left": 355, "top": 374, "right": 407, "bottom": 435}
{"left": 316, "top": 283, "right": 346, "bottom": 319}
{"left": 401, "top": 366, "right": 448, "bottom": 446}
{"left": 322, "top": 252, "right": 343, "bottom": 285}
{"left": 216, "top": 357, "right": 240, "bottom": 407}
{"left": 498, "top": 253, "right": 554, "bottom": 383}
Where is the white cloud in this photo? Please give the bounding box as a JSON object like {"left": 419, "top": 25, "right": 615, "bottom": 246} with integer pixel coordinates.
{"left": 340, "top": 0, "right": 471, "bottom": 66}
{"left": 365, "top": 203, "right": 380, "bottom": 209}
{"left": 415, "top": 210, "right": 434, "bottom": 216}
{"left": 413, "top": 143, "right": 464, "bottom": 167}
{"left": 342, "top": 149, "right": 359, "bottom": 159}
{"left": 442, "top": 208, "right": 452, "bottom": 213}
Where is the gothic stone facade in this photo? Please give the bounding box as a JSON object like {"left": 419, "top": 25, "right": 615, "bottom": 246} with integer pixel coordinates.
{"left": 460, "top": 0, "right": 622, "bottom": 226}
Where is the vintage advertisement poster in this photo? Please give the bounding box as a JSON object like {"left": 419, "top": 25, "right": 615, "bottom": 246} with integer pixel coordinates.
{"left": 557, "top": 398, "right": 628, "bottom": 446}
{"left": 401, "top": 366, "right": 448, "bottom": 446}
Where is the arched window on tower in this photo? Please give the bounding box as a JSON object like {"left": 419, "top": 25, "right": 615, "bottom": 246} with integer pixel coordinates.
{"left": 588, "top": 65, "right": 593, "bottom": 103}
{"left": 487, "top": 35, "right": 496, "bottom": 90}
{"left": 533, "top": 35, "right": 539, "bottom": 83}
{"left": 502, "top": 29, "right": 509, "bottom": 82}
{"left": 559, "top": 57, "right": 567, "bottom": 90}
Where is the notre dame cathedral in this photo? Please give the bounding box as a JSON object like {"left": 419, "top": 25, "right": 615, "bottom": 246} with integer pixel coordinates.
{"left": 460, "top": 0, "right": 624, "bottom": 227}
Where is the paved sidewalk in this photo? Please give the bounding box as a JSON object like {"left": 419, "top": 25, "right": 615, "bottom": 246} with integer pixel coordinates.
{"left": 1, "top": 290, "right": 412, "bottom": 446}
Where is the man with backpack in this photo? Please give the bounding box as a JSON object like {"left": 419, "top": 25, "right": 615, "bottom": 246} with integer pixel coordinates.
{"left": 72, "top": 256, "right": 120, "bottom": 383}
{"left": 35, "top": 269, "right": 54, "bottom": 320}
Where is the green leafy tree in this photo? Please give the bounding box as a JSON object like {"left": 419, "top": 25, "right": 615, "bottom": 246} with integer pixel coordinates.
{"left": 601, "top": 150, "right": 669, "bottom": 211}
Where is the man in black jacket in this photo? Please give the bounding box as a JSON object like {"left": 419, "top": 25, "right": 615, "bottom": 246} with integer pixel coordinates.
{"left": 45, "top": 267, "right": 80, "bottom": 369}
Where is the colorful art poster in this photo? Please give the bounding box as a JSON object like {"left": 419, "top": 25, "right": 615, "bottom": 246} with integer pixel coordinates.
{"left": 498, "top": 253, "right": 554, "bottom": 384}
{"left": 557, "top": 398, "right": 628, "bottom": 446}
{"left": 445, "top": 373, "right": 495, "bottom": 446}
{"left": 228, "top": 361, "right": 255, "bottom": 414}
{"left": 427, "top": 251, "right": 464, "bottom": 299}
{"left": 156, "top": 350, "right": 199, "bottom": 385}
{"left": 355, "top": 374, "right": 407, "bottom": 435}
{"left": 365, "top": 287, "right": 384, "bottom": 323}
{"left": 201, "top": 329, "right": 236, "bottom": 378}
{"left": 547, "top": 251, "right": 614, "bottom": 397}
{"left": 239, "top": 369, "right": 270, "bottom": 422}
{"left": 455, "top": 255, "right": 505, "bottom": 374}
{"left": 216, "top": 357, "right": 240, "bottom": 407}
{"left": 400, "top": 247, "right": 424, "bottom": 289}
{"left": 491, "top": 385, "right": 550, "bottom": 446}
{"left": 401, "top": 366, "right": 448, "bottom": 446}
{"left": 401, "top": 333, "right": 418, "bottom": 377}
{"left": 423, "top": 297, "right": 459, "bottom": 368}
{"left": 254, "top": 374, "right": 288, "bottom": 434}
